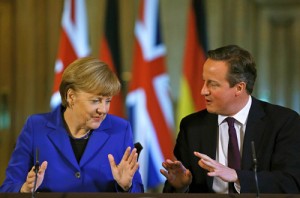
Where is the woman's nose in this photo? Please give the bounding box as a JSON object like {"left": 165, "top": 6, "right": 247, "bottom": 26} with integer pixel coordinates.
{"left": 96, "top": 102, "right": 108, "bottom": 114}
{"left": 96, "top": 103, "right": 105, "bottom": 113}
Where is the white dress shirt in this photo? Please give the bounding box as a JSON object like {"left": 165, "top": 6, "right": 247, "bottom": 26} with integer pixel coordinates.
{"left": 212, "top": 96, "right": 252, "bottom": 193}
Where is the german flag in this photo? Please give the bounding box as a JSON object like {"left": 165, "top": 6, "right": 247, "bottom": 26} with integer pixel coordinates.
{"left": 176, "top": 0, "right": 208, "bottom": 128}
{"left": 99, "top": 0, "right": 124, "bottom": 117}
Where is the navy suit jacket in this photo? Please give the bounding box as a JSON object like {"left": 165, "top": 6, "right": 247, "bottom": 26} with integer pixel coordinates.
{"left": 0, "top": 106, "right": 144, "bottom": 192}
{"left": 164, "top": 97, "right": 300, "bottom": 193}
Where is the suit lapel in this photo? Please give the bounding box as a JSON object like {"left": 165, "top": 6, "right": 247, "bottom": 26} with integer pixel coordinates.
{"left": 190, "top": 112, "right": 218, "bottom": 159}
{"left": 196, "top": 112, "right": 218, "bottom": 190}
{"left": 205, "top": 114, "right": 218, "bottom": 191}
{"left": 202, "top": 116, "right": 218, "bottom": 160}
{"left": 242, "top": 97, "right": 266, "bottom": 169}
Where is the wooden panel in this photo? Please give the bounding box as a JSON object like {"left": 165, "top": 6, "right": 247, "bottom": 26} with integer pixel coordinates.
{"left": 45, "top": 0, "right": 63, "bottom": 100}
{"left": 0, "top": 0, "right": 64, "bottom": 184}
{"left": 0, "top": 0, "right": 13, "bottom": 184}
{"left": 13, "top": 0, "right": 62, "bottom": 135}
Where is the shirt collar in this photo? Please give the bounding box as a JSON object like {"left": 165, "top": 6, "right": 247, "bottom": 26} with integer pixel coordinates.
{"left": 218, "top": 96, "right": 252, "bottom": 125}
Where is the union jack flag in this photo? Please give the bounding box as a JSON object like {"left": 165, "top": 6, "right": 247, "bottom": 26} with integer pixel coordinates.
{"left": 51, "top": 0, "right": 90, "bottom": 108}
{"left": 126, "top": 0, "right": 175, "bottom": 190}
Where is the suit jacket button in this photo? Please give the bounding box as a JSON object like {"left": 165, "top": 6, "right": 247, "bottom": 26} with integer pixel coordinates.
{"left": 75, "top": 172, "right": 81, "bottom": 178}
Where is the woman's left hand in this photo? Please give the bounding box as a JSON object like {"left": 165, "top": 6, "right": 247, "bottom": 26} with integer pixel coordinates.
{"left": 108, "top": 147, "right": 139, "bottom": 191}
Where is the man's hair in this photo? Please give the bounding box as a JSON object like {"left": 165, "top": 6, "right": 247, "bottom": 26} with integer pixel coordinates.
{"left": 207, "top": 45, "right": 257, "bottom": 94}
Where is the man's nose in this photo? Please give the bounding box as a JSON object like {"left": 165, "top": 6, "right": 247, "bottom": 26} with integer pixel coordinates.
{"left": 201, "top": 84, "right": 209, "bottom": 96}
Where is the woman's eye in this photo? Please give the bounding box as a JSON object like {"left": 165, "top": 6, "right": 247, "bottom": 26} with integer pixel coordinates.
{"left": 91, "top": 100, "right": 100, "bottom": 104}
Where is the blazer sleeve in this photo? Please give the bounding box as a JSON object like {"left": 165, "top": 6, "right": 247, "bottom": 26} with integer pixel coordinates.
{"left": 0, "top": 117, "right": 34, "bottom": 192}
{"left": 116, "top": 120, "right": 144, "bottom": 193}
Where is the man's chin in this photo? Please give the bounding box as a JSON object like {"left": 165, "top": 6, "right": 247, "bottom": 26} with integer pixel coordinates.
{"left": 206, "top": 107, "right": 218, "bottom": 115}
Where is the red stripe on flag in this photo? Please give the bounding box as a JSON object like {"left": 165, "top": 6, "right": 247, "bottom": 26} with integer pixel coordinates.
{"left": 126, "top": 0, "right": 175, "bottom": 188}
{"left": 71, "top": 0, "right": 75, "bottom": 24}
{"left": 51, "top": 0, "right": 90, "bottom": 108}
{"left": 183, "top": 3, "right": 206, "bottom": 110}
{"left": 99, "top": 0, "right": 124, "bottom": 117}
{"left": 99, "top": 36, "right": 124, "bottom": 117}
{"left": 133, "top": 41, "right": 174, "bottom": 159}
{"left": 52, "top": 30, "right": 77, "bottom": 93}
{"left": 100, "top": 38, "right": 115, "bottom": 72}
{"left": 183, "top": 0, "right": 207, "bottom": 111}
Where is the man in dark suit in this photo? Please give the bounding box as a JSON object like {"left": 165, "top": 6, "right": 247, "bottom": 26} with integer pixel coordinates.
{"left": 160, "top": 45, "right": 300, "bottom": 193}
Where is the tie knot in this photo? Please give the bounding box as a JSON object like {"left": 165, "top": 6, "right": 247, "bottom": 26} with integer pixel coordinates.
{"left": 226, "top": 117, "right": 235, "bottom": 127}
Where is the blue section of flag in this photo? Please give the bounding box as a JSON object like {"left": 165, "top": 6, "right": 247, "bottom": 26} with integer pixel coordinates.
{"left": 147, "top": 151, "right": 162, "bottom": 188}
{"left": 126, "top": 0, "right": 174, "bottom": 191}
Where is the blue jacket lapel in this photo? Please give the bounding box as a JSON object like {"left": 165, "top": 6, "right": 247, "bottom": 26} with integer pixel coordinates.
{"left": 45, "top": 106, "right": 113, "bottom": 169}
{"left": 79, "top": 116, "right": 111, "bottom": 167}
{"left": 46, "top": 106, "right": 79, "bottom": 170}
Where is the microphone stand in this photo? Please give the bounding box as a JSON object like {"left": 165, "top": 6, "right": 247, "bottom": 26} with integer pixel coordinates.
{"left": 251, "top": 141, "right": 260, "bottom": 198}
{"left": 32, "top": 148, "right": 39, "bottom": 198}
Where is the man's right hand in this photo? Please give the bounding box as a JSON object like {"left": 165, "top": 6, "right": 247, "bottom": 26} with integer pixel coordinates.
{"left": 160, "top": 159, "right": 192, "bottom": 192}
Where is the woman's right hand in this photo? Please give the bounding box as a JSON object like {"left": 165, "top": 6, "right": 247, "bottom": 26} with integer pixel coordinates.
{"left": 20, "top": 161, "right": 48, "bottom": 193}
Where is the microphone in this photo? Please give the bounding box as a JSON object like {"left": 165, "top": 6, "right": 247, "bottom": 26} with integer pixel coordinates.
{"left": 251, "top": 141, "right": 260, "bottom": 198}
{"left": 134, "top": 142, "right": 143, "bottom": 161}
{"left": 32, "top": 148, "right": 39, "bottom": 198}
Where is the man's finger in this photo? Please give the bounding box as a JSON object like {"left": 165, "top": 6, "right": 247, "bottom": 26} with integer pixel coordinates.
{"left": 160, "top": 169, "right": 169, "bottom": 179}
{"left": 194, "top": 151, "right": 210, "bottom": 160}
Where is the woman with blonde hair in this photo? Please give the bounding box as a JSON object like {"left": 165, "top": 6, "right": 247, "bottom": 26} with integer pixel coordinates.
{"left": 0, "top": 57, "right": 144, "bottom": 193}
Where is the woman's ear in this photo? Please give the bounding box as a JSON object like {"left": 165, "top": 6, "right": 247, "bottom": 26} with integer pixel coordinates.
{"left": 66, "top": 89, "right": 75, "bottom": 107}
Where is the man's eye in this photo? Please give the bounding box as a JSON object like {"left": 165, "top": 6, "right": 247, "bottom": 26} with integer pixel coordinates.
{"left": 209, "top": 82, "right": 219, "bottom": 87}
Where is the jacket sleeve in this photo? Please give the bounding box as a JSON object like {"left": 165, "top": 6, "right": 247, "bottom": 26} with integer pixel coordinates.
{"left": 0, "top": 117, "right": 34, "bottom": 192}
{"left": 237, "top": 111, "right": 300, "bottom": 193}
{"left": 115, "top": 120, "right": 144, "bottom": 193}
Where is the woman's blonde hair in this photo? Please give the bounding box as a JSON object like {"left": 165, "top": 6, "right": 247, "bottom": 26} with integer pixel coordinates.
{"left": 59, "top": 57, "right": 121, "bottom": 107}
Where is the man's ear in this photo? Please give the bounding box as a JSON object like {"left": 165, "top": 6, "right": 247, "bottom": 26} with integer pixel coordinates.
{"left": 235, "top": 82, "right": 246, "bottom": 96}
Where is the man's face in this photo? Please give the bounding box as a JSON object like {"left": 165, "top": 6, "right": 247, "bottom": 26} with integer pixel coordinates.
{"left": 201, "top": 59, "right": 239, "bottom": 116}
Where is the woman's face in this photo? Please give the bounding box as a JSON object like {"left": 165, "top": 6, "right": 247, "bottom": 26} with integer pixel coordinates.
{"left": 69, "top": 90, "right": 112, "bottom": 130}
